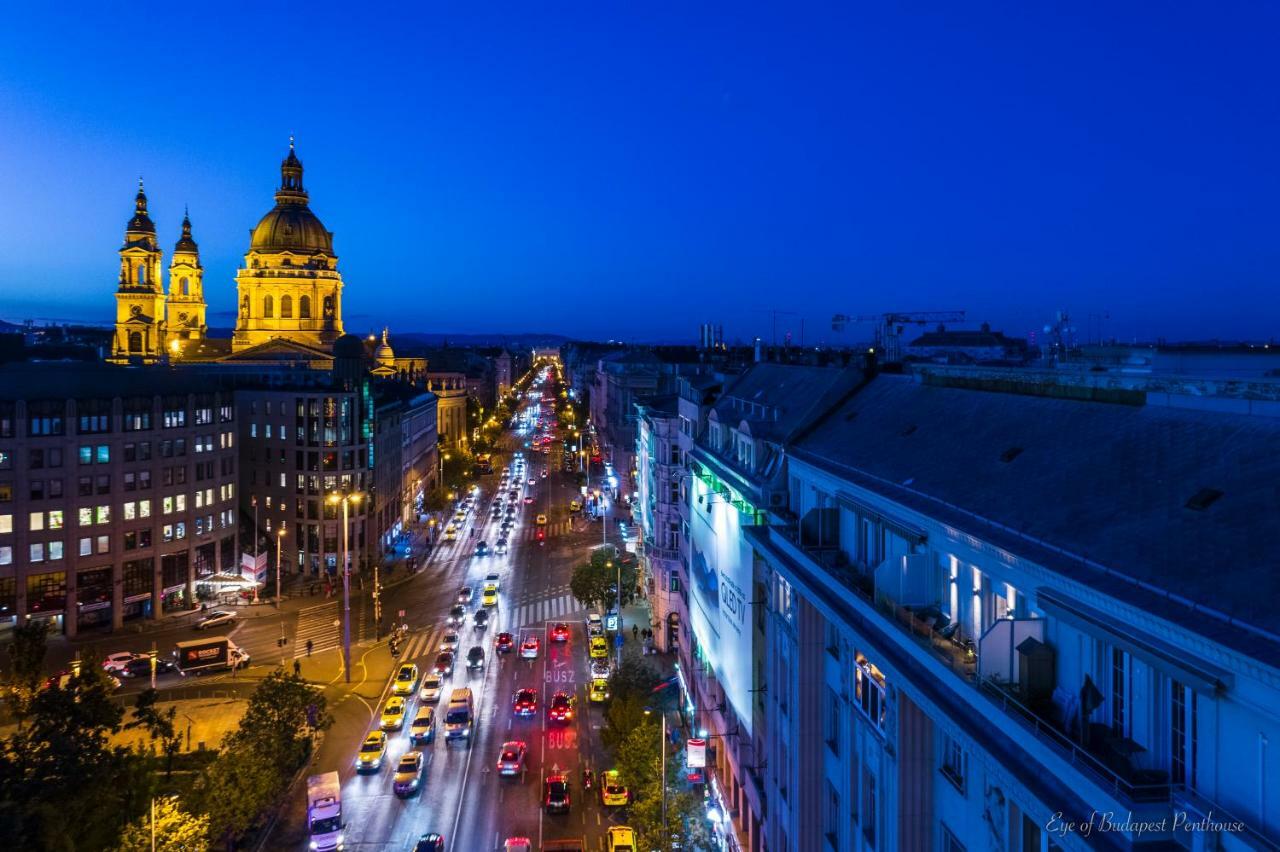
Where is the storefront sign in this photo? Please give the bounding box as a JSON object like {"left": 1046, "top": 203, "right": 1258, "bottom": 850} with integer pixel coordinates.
{"left": 687, "top": 737, "right": 706, "bottom": 769}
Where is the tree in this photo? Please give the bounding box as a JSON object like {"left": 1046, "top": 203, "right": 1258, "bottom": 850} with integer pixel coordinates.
{"left": 601, "top": 691, "right": 650, "bottom": 753}
{"left": 0, "top": 661, "right": 146, "bottom": 849}
{"left": 569, "top": 547, "right": 639, "bottom": 611}
{"left": 225, "top": 669, "right": 331, "bottom": 773}
{"left": 116, "top": 796, "right": 210, "bottom": 852}
{"left": 193, "top": 751, "right": 281, "bottom": 847}
{"left": 128, "top": 688, "right": 183, "bottom": 778}
{"left": 609, "top": 657, "right": 661, "bottom": 701}
{"left": 2, "top": 619, "right": 49, "bottom": 728}
{"left": 192, "top": 670, "right": 333, "bottom": 847}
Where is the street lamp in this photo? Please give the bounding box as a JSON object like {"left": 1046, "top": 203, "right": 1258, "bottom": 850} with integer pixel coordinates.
{"left": 275, "top": 524, "right": 286, "bottom": 609}
{"left": 327, "top": 490, "right": 364, "bottom": 684}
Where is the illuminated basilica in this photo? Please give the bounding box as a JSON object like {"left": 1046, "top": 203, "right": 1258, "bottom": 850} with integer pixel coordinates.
{"left": 110, "top": 141, "right": 349, "bottom": 364}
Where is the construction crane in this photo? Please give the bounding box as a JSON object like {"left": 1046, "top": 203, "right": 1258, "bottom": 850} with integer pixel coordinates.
{"left": 831, "top": 310, "right": 966, "bottom": 363}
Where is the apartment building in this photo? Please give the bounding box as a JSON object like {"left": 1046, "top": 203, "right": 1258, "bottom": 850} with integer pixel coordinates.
{"left": 0, "top": 364, "right": 238, "bottom": 637}
{"left": 635, "top": 394, "right": 683, "bottom": 653}
{"left": 746, "top": 367, "right": 1280, "bottom": 851}
{"left": 683, "top": 361, "right": 866, "bottom": 852}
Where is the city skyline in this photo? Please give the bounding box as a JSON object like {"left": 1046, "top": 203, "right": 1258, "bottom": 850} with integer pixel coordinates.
{"left": 1, "top": 4, "right": 1278, "bottom": 344}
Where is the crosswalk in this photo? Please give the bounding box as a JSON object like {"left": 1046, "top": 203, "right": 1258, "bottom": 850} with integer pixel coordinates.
{"left": 292, "top": 601, "right": 341, "bottom": 659}
{"left": 517, "top": 520, "right": 574, "bottom": 541}
{"left": 513, "top": 593, "right": 582, "bottom": 627}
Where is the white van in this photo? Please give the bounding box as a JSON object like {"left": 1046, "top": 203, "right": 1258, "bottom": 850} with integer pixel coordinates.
{"left": 444, "top": 687, "right": 474, "bottom": 740}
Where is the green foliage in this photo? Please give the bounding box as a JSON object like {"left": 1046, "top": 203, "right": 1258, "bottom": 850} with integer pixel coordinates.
{"left": 116, "top": 796, "right": 210, "bottom": 852}
{"left": 601, "top": 692, "right": 650, "bottom": 753}
{"left": 609, "top": 657, "right": 661, "bottom": 701}
{"left": 192, "top": 669, "right": 331, "bottom": 846}
{"left": 569, "top": 547, "right": 639, "bottom": 611}
{"left": 3, "top": 619, "right": 50, "bottom": 727}
{"left": 0, "top": 662, "right": 146, "bottom": 849}
{"left": 129, "top": 688, "right": 183, "bottom": 778}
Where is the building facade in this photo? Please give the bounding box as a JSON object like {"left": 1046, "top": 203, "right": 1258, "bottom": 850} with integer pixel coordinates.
{"left": 634, "top": 394, "right": 683, "bottom": 653}
{"left": 0, "top": 365, "right": 238, "bottom": 637}
{"left": 686, "top": 363, "right": 1280, "bottom": 852}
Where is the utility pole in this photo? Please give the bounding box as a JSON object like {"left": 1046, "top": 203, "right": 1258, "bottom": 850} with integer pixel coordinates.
{"left": 252, "top": 496, "right": 260, "bottom": 604}
{"left": 373, "top": 563, "right": 382, "bottom": 640}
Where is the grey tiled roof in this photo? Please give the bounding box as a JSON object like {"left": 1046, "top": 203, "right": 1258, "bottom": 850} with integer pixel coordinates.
{"left": 711, "top": 362, "right": 862, "bottom": 442}
{"left": 793, "top": 373, "right": 1280, "bottom": 642}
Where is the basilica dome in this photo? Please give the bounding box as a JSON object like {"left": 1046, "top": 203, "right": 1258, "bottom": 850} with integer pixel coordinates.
{"left": 248, "top": 142, "right": 335, "bottom": 256}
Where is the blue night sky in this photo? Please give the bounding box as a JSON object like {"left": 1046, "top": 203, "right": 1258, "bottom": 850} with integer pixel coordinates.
{"left": 0, "top": 3, "right": 1276, "bottom": 344}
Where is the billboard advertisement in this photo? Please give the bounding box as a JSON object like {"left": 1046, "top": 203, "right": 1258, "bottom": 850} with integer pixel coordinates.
{"left": 687, "top": 737, "right": 707, "bottom": 769}
{"left": 688, "top": 476, "right": 755, "bottom": 739}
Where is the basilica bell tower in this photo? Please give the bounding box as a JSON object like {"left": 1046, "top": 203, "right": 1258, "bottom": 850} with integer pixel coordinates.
{"left": 110, "top": 180, "right": 168, "bottom": 363}
{"left": 165, "top": 209, "right": 207, "bottom": 347}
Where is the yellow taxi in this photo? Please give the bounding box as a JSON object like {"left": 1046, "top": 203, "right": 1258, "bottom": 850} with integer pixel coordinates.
{"left": 535, "top": 514, "right": 548, "bottom": 526}
{"left": 356, "top": 731, "right": 387, "bottom": 772}
{"left": 380, "top": 696, "right": 407, "bottom": 730}
{"left": 588, "top": 678, "right": 610, "bottom": 703}
{"left": 392, "top": 663, "right": 419, "bottom": 696}
{"left": 482, "top": 584, "right": 499, "bottom": 607}
{"left": 444, "top": 524, "right": 458, "bottom": 541}
{"left": 606, "top": 825, "right": 636, "bottom": 850}
{"left": 589, "top": 636, "right": 608, "bottom": 659}
{"left": 569, "top": 500, "right": 581, "bottom": 512}
{"left": 600, "top": 771, "right": 631, "bottom": 807}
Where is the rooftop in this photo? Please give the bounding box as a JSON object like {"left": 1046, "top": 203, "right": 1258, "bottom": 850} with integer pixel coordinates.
{"left": 792, "top": 371, "right": 1280, "bottom": 651}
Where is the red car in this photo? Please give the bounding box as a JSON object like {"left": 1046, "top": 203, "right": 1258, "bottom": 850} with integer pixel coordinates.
{"left": 495, "top": 632, "right": 515, "bottom": 654}
{"left": 550, "top": 622, "right": 570, "bottom": 643}
{"left": 548, "top": 691, "right": 574, "bottom": 724}
{"left": 512, "top": 687, "right": 538, "bottom": 716}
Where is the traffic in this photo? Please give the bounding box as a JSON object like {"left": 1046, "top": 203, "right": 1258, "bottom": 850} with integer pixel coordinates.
{"left": 300, "top": 365, "right": 637, "bottom": 852}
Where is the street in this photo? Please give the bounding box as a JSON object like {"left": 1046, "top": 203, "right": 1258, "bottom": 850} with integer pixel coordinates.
{"left": 263, "top": 382, "right": 631, "bottom": 850}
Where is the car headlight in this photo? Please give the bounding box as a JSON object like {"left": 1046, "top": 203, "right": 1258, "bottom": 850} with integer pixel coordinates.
{"left": 310, "top": 843, "right": 318, "bottom": 850}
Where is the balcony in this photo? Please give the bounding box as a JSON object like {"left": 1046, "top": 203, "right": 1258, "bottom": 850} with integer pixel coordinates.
{"left": 766, "top": 524, "right": 1176, "bottom": 807}
{"left": 980, "top": 679, "right": 1172, "bottom": 803}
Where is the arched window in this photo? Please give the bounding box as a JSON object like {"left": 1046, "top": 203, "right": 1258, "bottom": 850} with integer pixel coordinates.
{"left": 137, "top": 264, "right": 146, "bottom": 286}
{"left": 299, "top": 295, "right": 311, "bottom": 318}
{"left": 263, "top": 295, "right": 274, "bottom": 318}
{"left": 281, "top": 295, "right": 293, "bottom": 318}
{"left": 128, "top": 331, "right": 143, "bottom": 353}
{"left": 179, "top": 277, "right": 189, "bottom": 296}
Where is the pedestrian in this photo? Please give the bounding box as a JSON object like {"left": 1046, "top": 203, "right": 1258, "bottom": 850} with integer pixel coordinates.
{"left": 306, "top": 638, "right": 313, "bottom": 657}
{"left": 632, "top": 624, "right": 639, "bottom": 641}
{"left": 293, "top": 659, "right": 302, "bottom": 678}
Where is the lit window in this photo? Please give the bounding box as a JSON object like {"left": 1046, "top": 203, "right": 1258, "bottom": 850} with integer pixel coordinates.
{"left": 29, "top": 511, "right": 43, "bottom": 532}
{"left": 0, "top": 514, "right": 10, "bottom": 534}
{"left": 96, "top": 445, "right": 110, "bottom": 464}
{"left": 79, "top": 537, "right": 92, "bottom": 556}
{"left": 139, "top": 499, "right": 151, "bottom": 518}
{"left": 95, "top": 505, "right": 110, "bottom": 524}
{"left": 0, "top": 546, "right": 10, "bottom": 565}
{"left": 78, "top": 507, "right": 93, "bottom": 527}
{"left": 29, "top": 543, "right": 44, "bottom": 562}
{"left": 48, "top": 510, "right": 63, "bottom": 530}
{"left": 97, "top": 535, "right": 109, "bottom": 554}
{"left": 48, "top": 541, "right": 63, "bottom": 560}
{"left": 124, "top": 502, "right": 137, "bottom": 521}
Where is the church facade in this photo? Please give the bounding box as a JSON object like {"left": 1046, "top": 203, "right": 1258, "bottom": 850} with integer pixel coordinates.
{"left": 110, "top": 142, "right": 346, "bottom": 364}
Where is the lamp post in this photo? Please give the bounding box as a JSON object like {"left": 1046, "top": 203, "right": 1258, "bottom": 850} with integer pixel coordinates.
{"left": 275, "top": 524, "right": 285, "bottom": 609}
{"left": 328, "top": 491, "right": 363, "bottom": 684}
{"left": 645, "top": 708, "right": 668, "bottom": 839}
{"left": 251, "top": 495, "right": 260, "bottom": 603}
